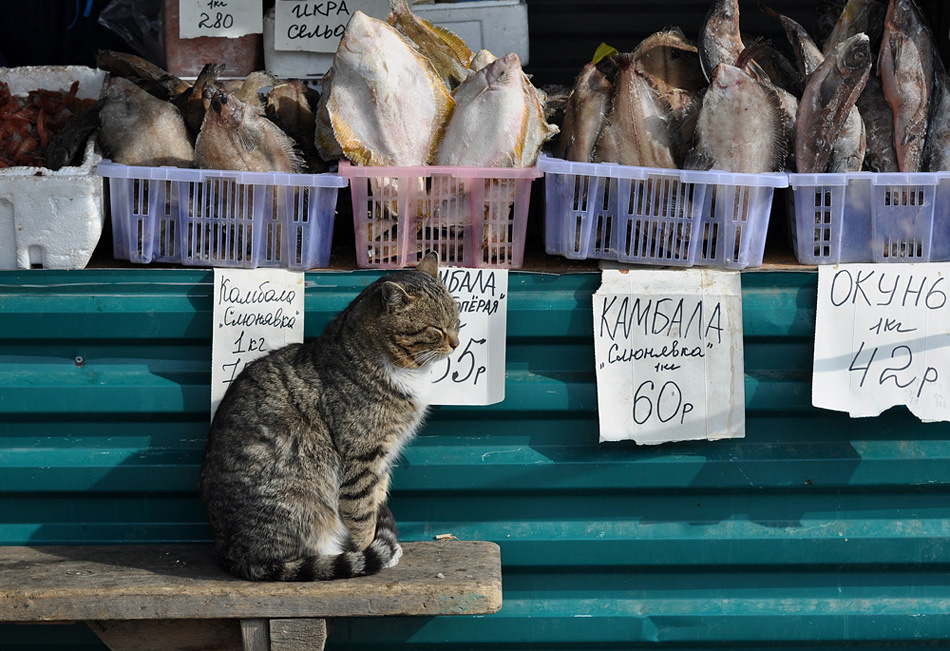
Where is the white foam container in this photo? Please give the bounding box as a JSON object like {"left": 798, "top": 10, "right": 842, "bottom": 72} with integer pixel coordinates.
{"left": 263, "top": 0, "right": 529, "bottom": 79}
{"left": 0, "top": 66, "right": 107, "bottom": 270}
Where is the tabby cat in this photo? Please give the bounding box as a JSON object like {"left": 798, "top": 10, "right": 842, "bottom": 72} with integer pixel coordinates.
{"left": 199, "top": 252, "right": 460, "bottom": 581}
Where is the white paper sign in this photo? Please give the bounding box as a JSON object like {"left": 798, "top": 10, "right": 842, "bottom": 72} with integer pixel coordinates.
{"left": 593, "top": 269, "right": 745, "bottom": 445}
{"left": 178, "top": 0, "right": 263, "bottom": 39}
{"left": 813, "top": 263, "right": 950, "bottom": 421}
{"left": 273, "top": 0, "right": 388, "bottom": 52}
{"left": 211, "top": 269, "right": 305, "bottom": 419}
{"left": 428, "top": 267, "right": 508, "bottom": 406}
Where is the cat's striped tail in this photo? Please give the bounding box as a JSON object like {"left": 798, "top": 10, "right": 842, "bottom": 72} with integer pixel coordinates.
{"left": 224, "top": 506, "right": 403, "bottom": 582}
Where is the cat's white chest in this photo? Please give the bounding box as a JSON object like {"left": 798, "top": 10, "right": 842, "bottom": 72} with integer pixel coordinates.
{"left": 384, "top": 361, "right": 433, "bottom": 405}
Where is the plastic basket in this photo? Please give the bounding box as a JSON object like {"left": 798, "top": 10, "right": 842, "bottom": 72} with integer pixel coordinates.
{"left": 787, "top": 172, "right": 950, "bottom": 264}
{"left": 538, "top": 155, "right": 788, "bottom": 270}
{"left": 98, "top": 161, "right": 347, "bottom": 270}
{"left": 337, "top": 161, "right": 541, "bottom": 269}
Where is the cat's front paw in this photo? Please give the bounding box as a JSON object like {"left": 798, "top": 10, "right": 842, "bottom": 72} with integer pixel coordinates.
{"left": 385, "top": 543, "right": 403, "bottom": 569}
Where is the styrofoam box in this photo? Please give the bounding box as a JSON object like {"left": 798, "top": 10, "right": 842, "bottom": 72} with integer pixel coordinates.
{"left": 787, "top": 171, "right": 950, "bottom": 264}
{"left": 338, "top": 161, "right": 540, "bottom": 269}
{"left": 539, "top": 155, "right": 788, "bottom": 270}
{"left": 0, "top": 66, "right": 107, "bottom": 270}
{"left": 97, "top": 161, "right": 348, "bottom": 270}
{"left": 263, "top": 0, "right": 529, "bottom": 79}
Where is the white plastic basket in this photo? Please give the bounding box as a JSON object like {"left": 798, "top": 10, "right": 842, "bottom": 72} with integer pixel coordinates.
{"left": 539, "top": 155, "right": 788, "bottom": 270}
{"left": 98, "top": 161, "right": 347, "bottom": 270}
{"left": 787, "top": 172, "right": 950, "bottom": 264}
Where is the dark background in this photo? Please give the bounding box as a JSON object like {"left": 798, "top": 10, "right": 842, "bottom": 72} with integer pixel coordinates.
{"left": 1, "top": 0, "right": 948, "bottom": 87}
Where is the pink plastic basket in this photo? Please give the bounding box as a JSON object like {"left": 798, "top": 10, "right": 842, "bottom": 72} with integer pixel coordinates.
{"left": 338, "top": 162, "right": 541, "bottom": 269}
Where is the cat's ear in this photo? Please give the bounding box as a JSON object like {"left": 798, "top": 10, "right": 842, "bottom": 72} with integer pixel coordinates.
{"left": 416, "top": 251, "right": 440, "bottom": 278}
{"left": 381, "top": 281, "right": 411, "bottom": 310}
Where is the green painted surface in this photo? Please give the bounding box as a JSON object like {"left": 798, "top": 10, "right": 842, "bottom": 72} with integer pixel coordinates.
{"left": 1, "top": 268, "right": 948, "bottom": 649}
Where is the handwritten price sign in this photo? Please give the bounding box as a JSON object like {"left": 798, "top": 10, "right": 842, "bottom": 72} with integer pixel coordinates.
{"left": 593, "top": 269, "right": 745, "bottom": 445}
{"left": 428, "top": 267, "right": 508, "bottom": 406}
{"left": 178, "top": 0, "right": 262, "bottom": 39}
{"left": 211, "top": 269, "right": 304, "bottom": 420}
{"left": 813, "top": 264, "right": 950, "bottom": 421}
{"left": 273, "top": 0, "right": 388, "bottom": 52}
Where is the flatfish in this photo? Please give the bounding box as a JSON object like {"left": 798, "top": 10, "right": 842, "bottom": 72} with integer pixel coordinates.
{"left": 879, "top": 0, "right": 935, "bottom": 172}
{"left": 794, "top": 34, "right": 872, "bottom": 174}
{"left": 194, "top": 86, "right": 303, "bottom": 173}
{"left": 593, "top": 53, "right": 676, "bottom": 169}
{"left": 388, "top": 0, "right": 472, "bottom": 89}
{"left": 686, "top": 63, "right": 788, "bottom": 174}
{"left": 320, "top": 11, "right": 454, "bottom": 167}
{"left": 435, "top": 53, "right": 541, "bottom": 167}
{"left": 557, "top": 62, "right": 613, "bottom": 163}
{"left": 633, "top": 27, "right": 705, "bottom": 164}
{"left": 98, "top": 76, "right": 195, "bottom": 168}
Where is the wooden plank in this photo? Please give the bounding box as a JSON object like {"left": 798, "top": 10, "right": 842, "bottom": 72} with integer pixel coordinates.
{"left": 0, "top": 541, "right": 502, "bottom": 622}
{"left": 89, "top": 618, "right": 242, "bottom": 650}
{"left": 269, "top": 618, "right": 327, "bottom": 651}
{"left": 240, "top": 619, "right": 269, "bottom": 651}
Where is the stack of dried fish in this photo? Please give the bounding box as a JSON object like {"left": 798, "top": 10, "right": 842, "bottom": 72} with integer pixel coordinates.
{"left": 95, "top": 51, "right": 326, "bottom": 174}
{"left": 555, "top": 0, "right": 950, "bottom": 174}
{"left": 317, "top": 0, "right": 558, "bottom": 266}
{"left": 317, "top": 0, "right": 557, "bottom": 168}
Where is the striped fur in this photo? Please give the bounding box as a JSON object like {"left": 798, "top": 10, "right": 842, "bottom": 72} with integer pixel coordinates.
{"left": 200, "top": 253, "right": 459, "bottom": 581}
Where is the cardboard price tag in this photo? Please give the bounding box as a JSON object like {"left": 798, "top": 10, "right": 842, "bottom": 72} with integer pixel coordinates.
{"left": 211, "top": 269, "right": 305, "bottom": 420}
{"left": 593, "top": 269, "right": 745, "bottom": 445}
{"left": 273, "top": 0, "right": 388, "bottom": 52}
{"left": 813, "top": 263, "right": 950, "bottom": 421}
{"left": 428, "top": 267, "right": 508, "bottom": 406}
{"left": 178, "top": 0, "right": 263, "bottom": 39}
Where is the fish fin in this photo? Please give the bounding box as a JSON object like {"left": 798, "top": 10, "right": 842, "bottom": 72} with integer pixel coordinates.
{"left": 425, "top": 19, "right": 474, "bottom": 65}
{"left": 329, "top": 107, "right": 375, "bottom": 166}
{"left": 683, "top": 146, "right": 715, "bottom": 170}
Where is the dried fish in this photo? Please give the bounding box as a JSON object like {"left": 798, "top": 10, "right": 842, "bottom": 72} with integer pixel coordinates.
{"left": 794, "top": 34, "right": 872, "bottom": 173}
{"left": 98, "top": 76, "right": 195, "bottom": 168}
{"left": 633, "top": 27, "right": 706, "bottom": 163}
{"left": 686, "top": 62, "right": 789, "bottom": 173}
{"left": 96, "top": 50, "right": 191, "bottom": 102}
{"left": 173, "top": 62, "right": 225, "bottom": 137}
{"left": 194, "top": 86, "right": 303, "bottom": 173}
{"left": 320, "top": 10, "right": 454, "bottom": 167}
{"left": 43, "top": 99, "right": 103, "bottom": 170}
{"left": 232, "top": 71, "right": 278, "bottom": 111}
{"left": 556, "top": 62, "right": 613, "bottom": 163}
{"left": 389, "top": 0, "right": 473, "bottom": 89}
{"left": 822, "top": 0, "right": 886, "bottom": 55}
{"left": 857, "top": 73, "right": 899, "bottom": 171}
{"left": 761, "top": 3, "right": 825, "bottom": 78}
{"left": 469, "top": 49, "right": 497, "bottom": 72}
{"left": 698, "top": 0, "right": 745, "bottom": 81}
{"left": 266, "top": 79, "right": 326, "bottom": 172}
{"left": 878, "top": 0, "right": 935, "bottom": 172}
{"left": 435, "top": 53, "right": 549, "bottom": 167}
{"left": 593, "top": 53, "right": 676, "bottom": 169}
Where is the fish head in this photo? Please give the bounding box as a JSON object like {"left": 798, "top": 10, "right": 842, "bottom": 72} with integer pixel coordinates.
{"left": 704, "top": 0, "right": 741, "bottom": 33}
{"left": 484, "top": 53, "right": 522, "bottom": 91}
{"left": 204, "top": 87, "right": 245, "bottom": 128}
{"left": 835, "top": 33, "right": 872, "bottom": 75}
{"left": 339, "top": 11, "right": 384, "bottom": 55}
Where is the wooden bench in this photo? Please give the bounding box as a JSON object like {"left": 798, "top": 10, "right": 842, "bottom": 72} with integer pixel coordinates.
{"left": 0, "top": 541, "right": 502, "bottom": 651}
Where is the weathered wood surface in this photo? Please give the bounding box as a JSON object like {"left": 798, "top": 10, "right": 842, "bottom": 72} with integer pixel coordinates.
{"left": 0, "top": 541, "right": 502, "bottom": 622}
